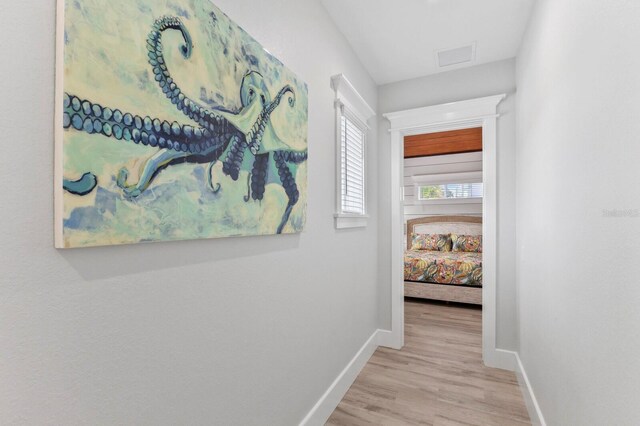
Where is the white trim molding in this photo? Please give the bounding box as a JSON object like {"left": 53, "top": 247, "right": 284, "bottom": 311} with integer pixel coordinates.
{"left": 515, "top": 352, "right": 548, "bottom": 426}
{"left": 385, "top": 95, "right": 502, "bottom": 132}
{"left": 382, "top": 94, "right": 507, "bottom": 363}
{"left": 299, "top": 329, "right": 382, "bottom": 426}
{"left": 490, "top": 350, "right": 547, "bottom": 426}
{"left": 331, "top": 74, "right": 376, "bottom": 229}
{"left": 331, "top": 74, "right": 376, "bottom": 124}
{"left": 334, "top": 213, "right": 369, "bottom": 229}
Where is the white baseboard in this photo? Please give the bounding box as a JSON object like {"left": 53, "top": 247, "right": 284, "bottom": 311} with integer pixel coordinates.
{"left": 514, "top": 352, "right": 547, "bottom": 426}
{"left": 376, "top": 328, "right": 401, "bottom": 349}
{"left": 482, "top": 349, "right": 546, "bottom": 425}
{"left": 299, "top": 329, "right": 381, "bottom": 426}
{"left": 484, "top": 348, "right": 517, "bottom": 371}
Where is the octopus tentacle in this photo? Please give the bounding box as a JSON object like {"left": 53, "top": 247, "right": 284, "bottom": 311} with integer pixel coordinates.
{"left": 221, "top": 134, "right": 246, "bottom": 181}
{"left": 147, "top": 16, "right": 230, "bottom": 135}
{"left": 63, "top": 172, "right": 98, "bottom": 195}
{"left": 277, "top": 149, "right": 308, "bottom": 164}
{"left": 117, "top": 141, "right": 228, "bottom": 199}
{"left": 274, "top": 151, "right": 300, "bottom": 234}
{"left": 269, "top": 85, "right": 296, "bottom": 112}
{"left": 63, "top": 93, "right": 228, "bottom": 154}
{"left": 250, "top": 153, "right": 270, "bottom": 201}
{"left": 206, "top": 161, "right": 222, "bottom": 194}
{"left": 205, "top": 138, "right": 238, "bottom": 194}
{"left": 243, "top": 173, "right": 252, "bottom": 202}
{"left": 117, "top": 148, "right": 189, "bottom": 198}
{"left": 116, "top": 139, "right": 228, "bottom": 199}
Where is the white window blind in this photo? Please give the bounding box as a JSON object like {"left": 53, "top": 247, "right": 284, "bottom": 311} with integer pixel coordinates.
{"left": 340, "top": 113, "right": 365, "bottom": 215}
{"left": 418, "top": 182, "right": 483, "bottom": 200}
{"left": 331, "top": 74, "right": 374, "bottom": 228}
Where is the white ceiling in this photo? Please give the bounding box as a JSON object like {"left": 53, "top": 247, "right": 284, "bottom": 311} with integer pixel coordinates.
{"left": 322, "top": 0, "right": 535, "bottom": 85}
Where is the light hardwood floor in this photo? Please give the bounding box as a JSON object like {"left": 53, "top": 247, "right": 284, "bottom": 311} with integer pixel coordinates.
{"left": 327, "top": 299, "right": 530, "bottom": 426}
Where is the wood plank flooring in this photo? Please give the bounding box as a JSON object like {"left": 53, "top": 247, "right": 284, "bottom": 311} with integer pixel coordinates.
{"left": 326, "top": 299, "right": 530, "bottom": 426}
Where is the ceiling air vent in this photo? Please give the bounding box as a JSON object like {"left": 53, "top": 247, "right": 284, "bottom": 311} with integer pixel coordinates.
{"left": 437, "top": 43, "right": 476, "bottom": 68}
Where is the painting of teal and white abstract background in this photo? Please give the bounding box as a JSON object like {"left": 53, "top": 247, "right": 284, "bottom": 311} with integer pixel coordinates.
{"left": 56, "top": 0, "right": 308, "bottom": 248}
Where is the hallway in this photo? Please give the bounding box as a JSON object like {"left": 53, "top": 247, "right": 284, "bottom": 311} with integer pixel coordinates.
{"left": 327, "top": 300, "right": 530, "bottom": 425}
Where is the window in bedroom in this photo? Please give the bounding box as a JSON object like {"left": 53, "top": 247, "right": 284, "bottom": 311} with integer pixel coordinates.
{"left": 331, "top": 74, "right": 375, "bottom": 229}
{"left": 418, "top": 182, "right": 484, "bottom": 201}
{"left": 413, "top": 171, "right": 483, "bottom": 204}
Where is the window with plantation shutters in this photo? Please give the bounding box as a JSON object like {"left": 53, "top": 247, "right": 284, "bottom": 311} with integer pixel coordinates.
{"left": 331, "top": 74, "right": 375, "bottom": 229}
{"left": 340, "top": 114, "right": 366, "bottom": 215}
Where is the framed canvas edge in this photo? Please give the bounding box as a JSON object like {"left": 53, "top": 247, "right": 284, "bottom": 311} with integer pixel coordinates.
{"left": 54, "top": 0, "right": 65, "bottom": 249}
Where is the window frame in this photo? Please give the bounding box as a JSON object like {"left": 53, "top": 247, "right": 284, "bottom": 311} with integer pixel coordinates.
{"left": 331, "top": 74, "right": 376, "bottom": 229}
{"left": 412, "top": 171, "right": 483, "bottom": 205}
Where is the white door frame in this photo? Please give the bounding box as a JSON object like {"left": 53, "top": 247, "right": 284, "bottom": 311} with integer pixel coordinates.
{"left": 382, "top": 94, "right": 511, "bottom": 370}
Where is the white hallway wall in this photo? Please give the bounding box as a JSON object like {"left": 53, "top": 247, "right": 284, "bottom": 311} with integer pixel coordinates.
{"left": 403, "top": 152, "right": 483, "bottom": 223}
{"left": 517, "top": 0, "right": 640, "bottom": 423}
{"left": 378, "top": 59, "right": 518, "bottom": 350}
{"left": 0, "top": 0, "right": 379, "bottom": 424}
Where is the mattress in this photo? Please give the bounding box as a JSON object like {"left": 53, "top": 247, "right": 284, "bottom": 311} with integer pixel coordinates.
{"left": 404, "top": 250, "right": 482, "bottom": 286}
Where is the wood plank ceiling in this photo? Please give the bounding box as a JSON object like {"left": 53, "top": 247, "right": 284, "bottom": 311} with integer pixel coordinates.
{"left": 404, "top": 127, "right": 482, "bottom": 158}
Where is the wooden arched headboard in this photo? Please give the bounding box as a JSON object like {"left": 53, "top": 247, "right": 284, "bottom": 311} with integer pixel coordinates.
{"left": 406, "top": 215, "right": 482, "bottom": 250}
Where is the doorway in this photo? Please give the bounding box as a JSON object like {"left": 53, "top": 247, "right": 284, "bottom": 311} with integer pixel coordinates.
{"left": 382, "top": 94, "right": 514, "bottom": 370}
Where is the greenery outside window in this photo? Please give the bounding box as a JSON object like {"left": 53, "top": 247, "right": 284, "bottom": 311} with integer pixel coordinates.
{"left": 412, "top": 171, "right": 483, "bottom": 205}
{"left": 418, "top": 182, "right": 483, "bottom": 201}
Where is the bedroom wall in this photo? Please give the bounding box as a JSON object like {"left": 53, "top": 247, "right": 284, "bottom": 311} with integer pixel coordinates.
{"left": 378, "top": 59, "right": 518, "bottom": 351}
{"left": 0, "top": 0, "right": 379, "bottom": 424}
{"left": 516, "top": 0, "right": 640, "bottom": 423}
{"left": 403, "top": 152, "right": 483, "bottom": 223}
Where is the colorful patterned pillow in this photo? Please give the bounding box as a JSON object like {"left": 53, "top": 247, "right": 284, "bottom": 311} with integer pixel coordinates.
{"left": 411, "top": 233, "right": 451, "bottom": 251}
{"left": 451, "top": 234, "right": 482, "bottom": 253}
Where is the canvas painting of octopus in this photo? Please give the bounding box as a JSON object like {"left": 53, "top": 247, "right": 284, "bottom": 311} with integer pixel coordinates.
{"left": 54, "top": 0, "right": 308, "bottom": 248}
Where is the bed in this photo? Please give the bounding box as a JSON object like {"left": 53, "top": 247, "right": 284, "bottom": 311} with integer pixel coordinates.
{"left": 404, "top": 216, "right": 483, "bottom": 305}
